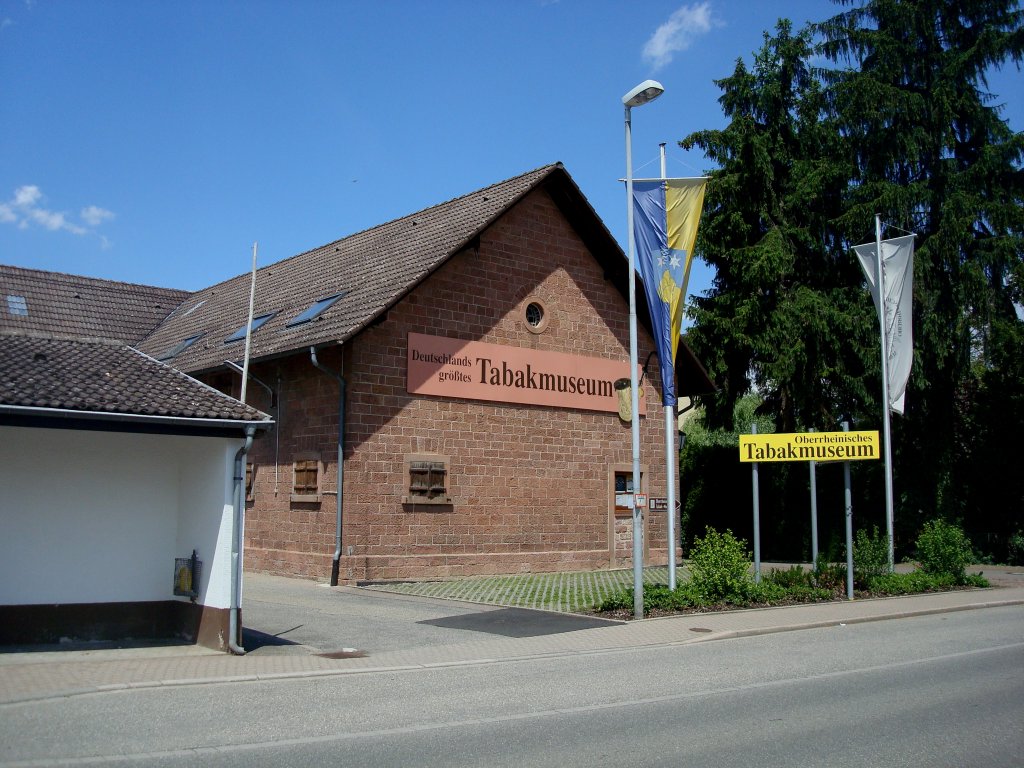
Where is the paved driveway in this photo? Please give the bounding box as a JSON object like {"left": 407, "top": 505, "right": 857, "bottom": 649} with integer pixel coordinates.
{"left": 241, "top": 572, "right": 619, "bottom": 657}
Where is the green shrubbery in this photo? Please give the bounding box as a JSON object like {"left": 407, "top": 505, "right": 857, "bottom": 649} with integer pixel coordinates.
{"left": 916, "top": 519, "right": 974, "bottom": 583}
{"left": 1009, "top": 531, "right": 1024, "bottom": 567}
{"left": 688, "top": 527, "right": 754, "bottom": 602}
{"left": 853, "top": 525, "right": 890, "bottom": 582}
{"left": 594, "top": 520, "right": 987, "bottom": 616}
{"left": 866, "top": 570, "right": 988, "bottom": 595}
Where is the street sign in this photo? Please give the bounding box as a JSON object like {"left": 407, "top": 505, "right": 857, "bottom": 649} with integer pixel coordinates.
{"left": 739, "top": 430, "right": 880, "bottom": 463}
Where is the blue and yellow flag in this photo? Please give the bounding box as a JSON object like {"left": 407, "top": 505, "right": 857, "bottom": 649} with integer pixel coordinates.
{"left": 632, "top": 178, "right": 707, "bottom": 406}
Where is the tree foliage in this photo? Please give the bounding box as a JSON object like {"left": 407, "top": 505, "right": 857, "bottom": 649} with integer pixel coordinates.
{"left": 814, "top": 0, "right": 1024, "bottom": 538}
{"left": 680, "top": 0, "right": 1024, "bottom": 558}
{"left": 681, "top": 20, "right": 876, "bottom": 434}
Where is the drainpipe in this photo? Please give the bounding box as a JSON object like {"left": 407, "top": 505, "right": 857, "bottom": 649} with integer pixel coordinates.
{"left": 310, "top": 345, "right": 346, "bottom": 586}
{"left": 224, "top": 360, "right": 280, "bottom": 494}
{"left": 229, "top": 425, "right": 256, "bottom": 655}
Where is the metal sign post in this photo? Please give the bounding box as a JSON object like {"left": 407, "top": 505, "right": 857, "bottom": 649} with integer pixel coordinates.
{"left": 809, "top": 428, "right": 819, "bottom": 569}
{"left": 751, "top": 423, "right": 761, "bottom": 583}
{"left": 843, "top": 421, "right": 855, "bottom": 600}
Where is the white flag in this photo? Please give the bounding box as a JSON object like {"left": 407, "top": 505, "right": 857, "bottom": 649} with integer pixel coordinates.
{"left": 854, "top": 234, "right": 915, "bottom": 415}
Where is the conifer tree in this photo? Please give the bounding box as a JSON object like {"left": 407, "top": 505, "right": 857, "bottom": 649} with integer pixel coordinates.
{"left": 681, "top": 20, "right": 872, "bottom": 434}
{"left": 680, "top": 2, "right": 1023, "bottom": 554}
{"left": 814, "top": 0, "right": 1024, "bottom": 532}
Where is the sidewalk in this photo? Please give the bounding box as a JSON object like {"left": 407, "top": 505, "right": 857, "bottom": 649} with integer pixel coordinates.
{"left": 2, "top": 572, "right": 1022, "bottom": 707}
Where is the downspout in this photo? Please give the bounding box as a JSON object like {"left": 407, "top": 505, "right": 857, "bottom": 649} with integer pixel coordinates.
{"left": 310, "top": 345, "right": 346, "bottom": 586}
{"left": 229, "top": 424, "right": 256, "bottom": 655}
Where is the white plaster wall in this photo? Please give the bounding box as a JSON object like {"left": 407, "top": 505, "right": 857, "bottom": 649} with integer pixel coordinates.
{"left": 0, "top": 425, "right": 241, "bottom": 607}
{"left": 175, "top": 439, "right": 238, "bottom": 610}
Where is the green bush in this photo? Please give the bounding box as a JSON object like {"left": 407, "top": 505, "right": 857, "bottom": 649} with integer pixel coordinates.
{"left": 916, "top": 519, "right": 974, "bottom": 583}
{"left": 853, "top": 525, "right": 890, "bottom": 583}
{"left": 1008, "top": 531, "right": 1024, "bottom": 567}
{"left": 593, "top": 521, "right": 988, "bottom": 617}
{"left": 595, "top": 589, "right": 632, "bottom": 612}
{"left": 867, "top": 571, "right": 952, "bottom": 595}
{"left": 764, "top": 565, "right": 815, "bottom": 589}
{"left": 638, "top": 584, "right": 691, "bottom": 612}
{"left": 963, "top": 573, "right": 990, "bottom": 588}
{"left": 867, "top": 570, "right": 989, "bottom": 595}
{"left": 594, "top": 582, "right": 709, "bottom": 613}
{"left": 813, "top": 560, "right": 847, "bottom": 593}
{"left": 689, "top": 527, "right": 753, "bottom": 602}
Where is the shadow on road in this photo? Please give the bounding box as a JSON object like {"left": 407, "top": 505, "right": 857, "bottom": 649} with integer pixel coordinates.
{"left": 417, "top": 607, "right": 621, "bottom": 638}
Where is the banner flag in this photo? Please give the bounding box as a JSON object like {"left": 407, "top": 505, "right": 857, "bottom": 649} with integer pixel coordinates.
{"left": 854, "top": 234, "right": 915, "bottom": 415}
{"left": 632, "top": 177, "right": 707, "bottom": 406}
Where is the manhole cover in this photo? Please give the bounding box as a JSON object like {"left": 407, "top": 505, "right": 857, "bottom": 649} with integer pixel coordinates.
{"left": 689, "top": 627, "right": 712, "bottom": 633}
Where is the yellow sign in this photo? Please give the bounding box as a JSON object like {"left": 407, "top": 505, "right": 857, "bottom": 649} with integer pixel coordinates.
{"left": 739, "top": 431, "right": 880, "bottom": 463}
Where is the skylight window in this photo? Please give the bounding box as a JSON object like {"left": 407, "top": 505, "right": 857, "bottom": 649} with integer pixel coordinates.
{"left": 225, "top": 312, "right": 277, "bottom": 343}
{"left": 158, "top": 333, "right": 204, "bottom": 361}
{"left": 180, "top": 299, "right": 206, "bottom": 318}
{"left": 6, "top": 295, "right": 28, "bottom": 316}
{"left": 287, "top": 293, "right": 346, "bottom": 328}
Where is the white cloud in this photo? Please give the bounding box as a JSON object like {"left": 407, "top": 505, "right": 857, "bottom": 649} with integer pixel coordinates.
{"left": 81, "top": 205, "right": 115, "bottom": 227}
{"left": 13, "top": 184, "right": 41, "bottom": 207}
{"left": 1, "top": 185, "right": 114, "bottom": 240}
{"left": 642, "top": 2, "right": 716, "bottom": 71}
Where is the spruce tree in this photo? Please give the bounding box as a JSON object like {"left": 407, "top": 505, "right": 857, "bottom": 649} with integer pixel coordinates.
{"left": 681, "top": 20, "right": 872, "bottom": 434}
{"left": 814, "top": 0, "right": 1024, "bottom": 537}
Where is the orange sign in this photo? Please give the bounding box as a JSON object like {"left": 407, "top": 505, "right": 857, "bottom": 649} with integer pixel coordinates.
{"left": 407, "top": 332, "right": 644, "bottom": 415}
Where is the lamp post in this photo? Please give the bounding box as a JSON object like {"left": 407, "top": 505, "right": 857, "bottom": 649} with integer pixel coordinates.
{"left": 623, "top": 79, "right": 664, "bottom": 619}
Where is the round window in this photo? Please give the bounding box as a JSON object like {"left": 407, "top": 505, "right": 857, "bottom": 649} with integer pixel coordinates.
{"left": 523, "top": 298, "right": 550, "bottom": 333}
{"left": 525, "top": 302, "right": 544, "bottom": 328}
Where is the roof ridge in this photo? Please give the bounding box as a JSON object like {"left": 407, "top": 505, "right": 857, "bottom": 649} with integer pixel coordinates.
{"left": 0, "top": 263, "right": 190, "bottom": 295}
{"left": 194, "top": 163, "right": 563, "bottom": 290}
{"left": 135, "top": 162, "right": 589, "bottom": 373}
{"left": 0, "top": 328, "right": 127, "bottom": 345}
{"left": 129, "top": 345, "right": 272, "bottom": 421}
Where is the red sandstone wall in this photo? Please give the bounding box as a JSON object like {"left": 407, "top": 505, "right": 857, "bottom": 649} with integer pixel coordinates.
{"left": 238, "top": 187, "right": 678, "bottom": 582}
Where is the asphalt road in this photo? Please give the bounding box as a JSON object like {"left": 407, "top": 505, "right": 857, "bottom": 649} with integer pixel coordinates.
{"left": 1, "top": 605, "right": 1021, "bottom": 767}
{"left": 239, "top": 577, "right": 621, "bottom": 656}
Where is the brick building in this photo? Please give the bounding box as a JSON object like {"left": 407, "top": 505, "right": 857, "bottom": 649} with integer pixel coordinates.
{"left": 2, "top": 163, "right": 712, "bottom": 596}
{"left": 133, "top": 163, "right": 712, "bottom": 583}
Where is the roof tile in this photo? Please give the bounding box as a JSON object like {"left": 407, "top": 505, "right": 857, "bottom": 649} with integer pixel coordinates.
{"left": 0, "top": 335, "right": 269, "bottom": 422}
{"left": 136, "top": 164, "right": 561, "bottom": 372}
{"left": 0, "top": 266, "right": 188, "bottom": 343}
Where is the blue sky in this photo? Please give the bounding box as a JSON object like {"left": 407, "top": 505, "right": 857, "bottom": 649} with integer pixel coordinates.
{"left": 2, "top": 1, "right": 1021, "bottom": 307}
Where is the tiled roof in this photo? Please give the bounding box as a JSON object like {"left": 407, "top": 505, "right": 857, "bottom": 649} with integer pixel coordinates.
{"left": 0, "top": 265, "right": 189, "bottom": 344}
{"left": 136, "top": 164, "right": 571, "bottom": 373}
{"left": 0, "top": 334, "right": 270, "bottom": 423}
{"left": 0, "top": 163, "right": 714, "bottom": 400}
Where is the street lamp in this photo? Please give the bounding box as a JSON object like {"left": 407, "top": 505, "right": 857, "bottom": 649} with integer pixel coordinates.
{"left": 623, "top": 79, "right": 664, "bottom": 619}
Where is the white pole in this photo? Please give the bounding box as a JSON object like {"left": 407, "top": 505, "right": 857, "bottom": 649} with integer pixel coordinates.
{"left": 625, "top": 103, "right": 645, "bottom": 619}
{"left": 843, "top": 421, "right": 855, "bottom": 599}
{"left": 240, "top": 242, "right": 257, "bottom": 404}
{"left": 875, "top": 215, "right": 896, "bottom": 572}
{"left": 660, "top": 143, "right": 679, "bottom": 590}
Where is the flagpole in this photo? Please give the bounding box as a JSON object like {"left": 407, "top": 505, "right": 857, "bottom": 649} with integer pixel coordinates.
{"left": 875, "top": 215, "right": 896, "bottom": 572}
{"left": 240, "top": 242, "right": 257, "bottom": 404}
{"left": 660, "top": 144, "right": 678, "bottom": 590}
